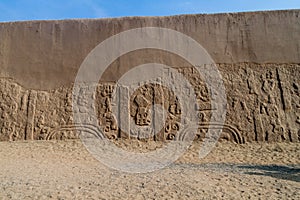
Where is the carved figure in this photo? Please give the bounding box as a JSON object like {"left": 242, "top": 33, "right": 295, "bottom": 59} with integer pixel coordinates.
{"left": 134, "top": 94, "right": 151, "bottom": 126}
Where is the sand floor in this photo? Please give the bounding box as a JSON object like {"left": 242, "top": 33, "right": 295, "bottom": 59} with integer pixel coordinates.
{"left": 0, "top": 140, "right": 299, "bottom": 199}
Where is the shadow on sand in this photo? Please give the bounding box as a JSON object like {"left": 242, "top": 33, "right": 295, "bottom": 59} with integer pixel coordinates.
{"left": 237, "top": 164, "right": 300, "bottom": 182}
{"left": 173, "top": 163, "right": 300, "bottom": 183}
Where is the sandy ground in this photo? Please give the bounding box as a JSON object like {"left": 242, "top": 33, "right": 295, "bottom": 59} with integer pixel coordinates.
{"left": 0, "top": 140, "right": 299, "bottom": 199}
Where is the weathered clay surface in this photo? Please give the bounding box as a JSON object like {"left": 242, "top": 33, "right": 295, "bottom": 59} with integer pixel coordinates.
{"left": 0, "top": 10, "right": 299, "bottom": 142}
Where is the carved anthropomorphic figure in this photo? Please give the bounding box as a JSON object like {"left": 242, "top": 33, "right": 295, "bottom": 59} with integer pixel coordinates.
{"left": 134, "top": 94, "right": 151, "bottom": 126}
{"left": 103, "top": 112, "right": 117, "bottom": 132}
{"left": 136, "top": 107, "right": 151, "bottom": 126}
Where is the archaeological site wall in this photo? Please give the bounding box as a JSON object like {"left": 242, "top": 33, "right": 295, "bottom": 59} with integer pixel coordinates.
{"left": 0, "top": 10, "right": 299, "bottom": 143}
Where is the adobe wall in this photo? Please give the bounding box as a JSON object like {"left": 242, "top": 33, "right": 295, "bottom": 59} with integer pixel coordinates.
{"left": 0, "top": 10, "right": 299, "bottom": 142}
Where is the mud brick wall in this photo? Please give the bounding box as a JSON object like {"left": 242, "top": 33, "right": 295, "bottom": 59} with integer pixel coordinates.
{"left": 0, "top": 10, "right": 299, "bottom": 143}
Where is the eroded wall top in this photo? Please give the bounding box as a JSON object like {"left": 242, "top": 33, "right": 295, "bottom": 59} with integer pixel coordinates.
{"left": 0, "top": 9, "right": 299, "bottom": 90}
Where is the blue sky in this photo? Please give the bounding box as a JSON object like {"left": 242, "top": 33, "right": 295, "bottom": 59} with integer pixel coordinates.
{"left": 0, "top": 0, "right": 299, "bottom": 22}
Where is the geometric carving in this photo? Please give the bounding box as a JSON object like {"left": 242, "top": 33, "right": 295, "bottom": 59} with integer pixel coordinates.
{"left": 197, "top": 122, "right": 243, "bottom": 144}
{"left": 45, "top": 124, "right": 104, "bottom": 140}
